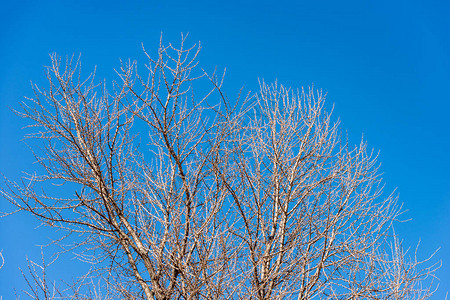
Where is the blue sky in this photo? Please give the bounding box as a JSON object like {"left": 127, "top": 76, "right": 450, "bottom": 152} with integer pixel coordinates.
{"left": 0, "top": 0, "right": 449, "bottom": 298}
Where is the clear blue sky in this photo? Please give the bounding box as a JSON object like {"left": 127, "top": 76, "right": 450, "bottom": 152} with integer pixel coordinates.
{"left": 0, "top": 0, "right": 449, "bottom": 298}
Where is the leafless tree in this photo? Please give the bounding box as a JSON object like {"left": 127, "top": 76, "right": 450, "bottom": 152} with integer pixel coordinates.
{"left": 2, "top": 36, "right": 438, "bottom": 299}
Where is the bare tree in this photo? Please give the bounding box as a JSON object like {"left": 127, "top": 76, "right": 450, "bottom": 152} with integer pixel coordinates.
{"left": 2, "top": 36, "right": 438, "bottom": 299}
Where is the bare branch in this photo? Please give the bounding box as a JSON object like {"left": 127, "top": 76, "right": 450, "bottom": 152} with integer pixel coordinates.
{"left": 1, "top": 36, "right": 439, "bottom": 300}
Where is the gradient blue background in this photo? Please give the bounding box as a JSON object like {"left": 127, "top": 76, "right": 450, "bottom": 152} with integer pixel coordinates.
{"left": 1, "top": 0, "right": 449, "bottom": 298}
